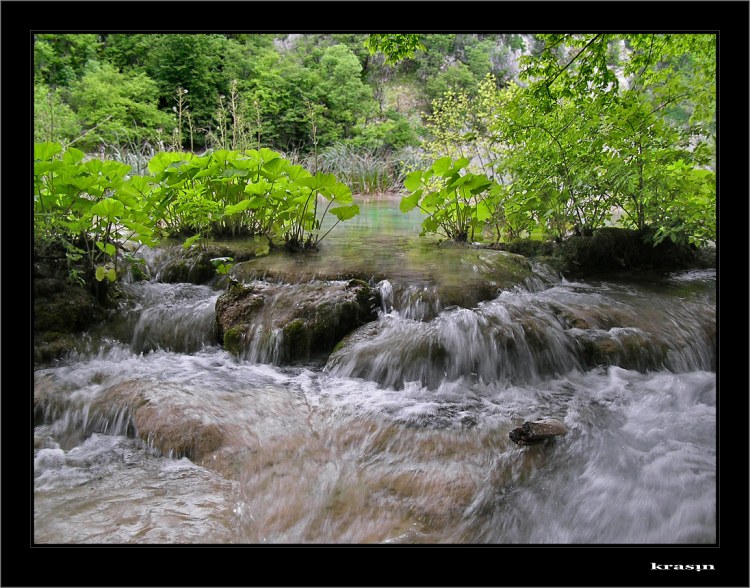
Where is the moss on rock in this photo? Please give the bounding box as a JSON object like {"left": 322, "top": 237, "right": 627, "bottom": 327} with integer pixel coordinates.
{"left": 215, "top": 279, "right": 381, "bottom": 363}
{"left": 223, "top": 327, "right": 245, "bottom": 356}
{"left": 489, "top": 228, "right": 704, "bottom": 277}
{"left": 158, "top": 245, "right": 234, "bottom": 285}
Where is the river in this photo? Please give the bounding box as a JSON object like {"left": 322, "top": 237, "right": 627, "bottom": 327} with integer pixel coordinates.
{"left": 33, "top": 196, "right": 716, "bottom": 544}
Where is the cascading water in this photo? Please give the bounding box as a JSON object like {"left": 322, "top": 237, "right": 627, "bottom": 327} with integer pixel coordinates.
{"left": 33, "top": 199, "right": 716, "bottom": 545}
{"left": 327, "top": 275, "right": 715, "bottom": 390}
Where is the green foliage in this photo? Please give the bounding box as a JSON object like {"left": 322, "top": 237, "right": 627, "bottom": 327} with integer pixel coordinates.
{"left": 35, "top": 142, "right": 362, "bottom": 287}
{"left": 206, "top": 79, "right": 260, "bottom": 152}
{"left": 351, "top": 109, "right": 420, "bottom": 151}
{"left": 34, "top": 142, "right": 158, "bottom": 284}
{"left": 317, "top": 143, "right": 407, "bottom": 194}
{"left": 31, "top": 33, "right": 715, "bottom": 251}
{"left": 364, "top": 34, "right": 425, "bottom": 64}
{"left": 649, "top": 164, "right": 715, "bottom": 248}
{"left": 144, "top": 34, "right": 231, "bottom": 145}
{"left": 318, "top": 45, "right": 376, "bottom": 138}
{"left": 401, "top": 157, "right": 500, "bottom": 242}
{"left": 210, "top": 257, "right": 234, "bottom": 275}
{"left": 424, "top": 63, "right": 477, "bottom": 101}
{"left": 144, "top": 146, "right": 360, "bottom": 249}
{"left": 34, "top": 83, "right": 81, "bottom": 145}
{"left": 34, "top": 34, "right": 101, "bottom": 86}
{"left": 404, "top": 34, "right": 715, "bottom": 248}
{"left": 421, "top": 74, "right": 506, "bottom": 180}
{"left": 69, "top": 62, "right": 173, "bottom": 150}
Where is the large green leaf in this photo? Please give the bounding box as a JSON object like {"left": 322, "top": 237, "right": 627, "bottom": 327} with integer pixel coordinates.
{"left": 400, "top": 191, "right": 421, "bottom": 213}
{"left": 62, "top": 147, "right": 86, "bottom": 165}
{"left": 36, "top": 193, "right": 60, "bottom": 212}
{"left": 466, "top": 175, "right": 493, "bottom": 194}
{"left": 194, "top": 163, "right": 221, "bottom": 179}
{"left": 123, "top": 175, "right": 153, "bottom": 195}
{"left": 431, "top": 157, "right": 453, "bottom": 176}
{"left": 322, "top": 182, "right": 352, "bottom": 202}
{"left": 258, "top": 147, "right": 282, "bottom": 164}
{"left": 245, "top": 180, "right": 272, "bottom": 196}
{"left": 95, "top": 241, "right": 117, "bottom": 256}
{"left": 224, "top": 199, "right": 253, "bottom": 215}
{"left": 475, "top": 200, "right": 494, "bottom": 222}
{"left": 100, "top": 161, "right": 132, "bottom": 183}
{"left": 298, "top": 172, "right": 337, "bottom": 191}
{"left": 34, "top": 160, "right": 65, "bottom": 176}
{"left": 35, "top": 142, "right": 63, "bottom": 162}
{"left": 420, "top": 217, "right": 439, "bottom": 235}
{"left": 451, "top": 157, "right": 471, "bottom": 172}
{"left": 122, "top": 219, "right": 154, "bottom": 236}
{"left": 182, "top": 233, "right": 202, "bottom": 249}
{"left": 329, "top": 204, "right": 360, "bottom": 221}
{"left": 148, "top": 151, "right": 193, "bottom": 174}
{"left": 403, "top": 171, "right": 423, "bottom": 192}
{"left": 263, "top": 157, "right": 285, "bottom": 175}
{"left": 221, "top": 168, "right": 250, "bottom": 179}
{"left": 91, "top": 198, "right": 125, "bottom": 219}
{"left": 210, "top": 150, "right": 232, "bottom": 165}
{"left": 115, "top": 191, "right": 143, "bottom": 210}
{"left": 282, "top": 163, "right": 311, "bottom": 182}
{"left": 64, "top": 175, "right": 99, "bottom": 193}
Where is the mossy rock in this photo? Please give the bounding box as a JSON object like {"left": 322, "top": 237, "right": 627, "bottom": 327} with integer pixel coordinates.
{"left": 215, "top": 281, "right": 265, "bottom": 343}
{"left": 223, "top": 327, "right": 245, "bottom": 356}
{"left": 574, "top": 331, "right": 667, "bottom": 372}
{"left": 499, "top": 240, "right": 556, "bottom": 258}
{"left": 34, "top": 335, "right": 80, "bottom": 364}
{"left": 34, "top": 286, "right": 99, "bottom": 333}
{"left": 282, "top": 319, "right": 310, "bottom": 360}
{"left": 558, "top": 227, "right": 698, "bottom": 275}
{"left": 129, "top": 261, "right": 151, "bottom": 282}
{"left": 215, "top": 278, "right": 381, "bottom": 363}
{"left": 488, "top": 229, "right": 702, "bottom": 277}
{"left": 158, "top": 245, "right": 234, "bottom": 284}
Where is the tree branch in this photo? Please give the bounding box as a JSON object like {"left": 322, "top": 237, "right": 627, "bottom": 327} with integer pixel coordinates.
{"left": 546, "top": 34, "right": 603, "bottom": 89}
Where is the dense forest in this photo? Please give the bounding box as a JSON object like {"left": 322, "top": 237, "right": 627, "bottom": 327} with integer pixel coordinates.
{"left": 34, "top": 33, "right": 716, "bottom": 287}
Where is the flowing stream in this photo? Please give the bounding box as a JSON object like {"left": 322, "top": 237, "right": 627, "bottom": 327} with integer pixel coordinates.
{"left": 34, "top": 197, "right": 716, "bottom": 544}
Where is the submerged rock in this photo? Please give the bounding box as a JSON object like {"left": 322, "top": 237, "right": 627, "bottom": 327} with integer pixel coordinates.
{"left": 215, "top": 278, "right": 381, "bottom": 363}
{"left": 509, "top": 419, "right": 568, "bottom": 446}
{"left": 134, "top": 402, "right": 225, "bottom": 461}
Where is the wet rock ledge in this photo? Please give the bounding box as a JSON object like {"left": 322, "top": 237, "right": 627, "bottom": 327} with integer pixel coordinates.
{"left": 215, "top": 277, "right": 381, "bottom": 363}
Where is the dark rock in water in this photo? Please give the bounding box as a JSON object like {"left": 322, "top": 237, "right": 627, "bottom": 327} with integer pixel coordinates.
{"left": 494, "top": 228, "right": 710, "bottom": 277}
{"left": 215, "top": 278, "right": 381, "bottom": 363}
{"left": 509, "top": 419, "right": 567, "bottom": 446}
{"left": 158, "top": 245, "right": 233, "bottom": 285}
{"left": 33, "top": 244, "right": 113, "bottom": 364}
{"left": 557, "top": 227, "right": 699, "bottom": 275}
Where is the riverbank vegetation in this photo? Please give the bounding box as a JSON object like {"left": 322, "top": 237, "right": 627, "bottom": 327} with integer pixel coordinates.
{"left": 34, "top": 33, "right": 716, "bottom": 293}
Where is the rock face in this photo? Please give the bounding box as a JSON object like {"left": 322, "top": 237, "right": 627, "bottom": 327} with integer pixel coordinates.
{"left": 495, "top": 228, "right": 709, "bottom": 277}
{"left": 509, "top": 419, "right": 568, "bottom": 446}
{"left": 215, "top": 278, "right": 381, "bottom": 363}
{"left": 557, "top": 228, "right": 699, "bottom": 275}
{"left": 157, "top": 245, "right": 234, "bottom": 285}
{"left": 34, "top": 246, "right": 111, "bottom": 364}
